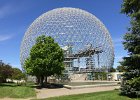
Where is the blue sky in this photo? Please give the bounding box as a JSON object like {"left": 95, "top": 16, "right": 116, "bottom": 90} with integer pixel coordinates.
{"left": 0, "top": 0, "right": 130, "bottom": 69}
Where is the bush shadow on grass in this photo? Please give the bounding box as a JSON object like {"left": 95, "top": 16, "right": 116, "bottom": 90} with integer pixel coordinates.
{"left": 0, "top": 82, "right": 36, "bottom": 88}
{"left": 119, "top": 93, "right": 140, "bottom": 99}
{"left": 0, "top": 82, "right": 64, "bottom": 90}
{"left": 118, "top": 90, "right": 140, "bottom": 99}
{"left": 0, "top": 82, "right": 18, "bottom": 87}
{"left": 35, "top": 83, "right": 64, "bottom": 89}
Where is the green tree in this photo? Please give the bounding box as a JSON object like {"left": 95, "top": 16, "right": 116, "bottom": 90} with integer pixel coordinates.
{"left": 0, "top": 60, "right": 13, "bottom": 83}
{"left": 121, "top": 0, "right": 140, "bottom": 20}
{"left": 24, "top": 35, "right": 64, "bottom": 86}
{"left": 116, "top": 66, "right": 126, "bottom": 72}
{"left": 109, "top": 67, "right": 116, "bottom": 72}
{"left": 12, "top": 68, "right": 25, "bottom": 80}
{"left": 120, "top": 0, "right": 140, "bottom": 97}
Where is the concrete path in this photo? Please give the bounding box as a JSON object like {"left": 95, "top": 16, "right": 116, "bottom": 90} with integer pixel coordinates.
{"left": 36, "top": 86, "right": 120, "bottom": 99}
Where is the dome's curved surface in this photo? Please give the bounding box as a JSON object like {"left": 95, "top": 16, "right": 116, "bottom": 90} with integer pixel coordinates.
{"left": 20, "top": 7, "right": 114, "bottom": 69}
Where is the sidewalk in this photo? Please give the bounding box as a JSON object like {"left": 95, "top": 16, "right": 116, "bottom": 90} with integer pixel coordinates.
{"left": 36, "top": 86, "right": 120, "bottom": 99}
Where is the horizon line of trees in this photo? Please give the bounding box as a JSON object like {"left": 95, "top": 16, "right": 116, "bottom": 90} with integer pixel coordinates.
{"left": 0, "top": 60, "right": 25, "bottom": 83}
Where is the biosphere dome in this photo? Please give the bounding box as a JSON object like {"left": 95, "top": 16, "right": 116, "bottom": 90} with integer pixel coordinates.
{"left": 20, "top": 7, "right": 114, "bottom": 71}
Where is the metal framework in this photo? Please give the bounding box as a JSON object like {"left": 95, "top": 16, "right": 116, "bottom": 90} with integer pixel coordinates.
{"left": 20, "top": 7, "right": 114, "bottom": 74}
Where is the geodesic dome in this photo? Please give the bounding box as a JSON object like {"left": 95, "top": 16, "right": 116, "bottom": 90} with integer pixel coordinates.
{"left": 20, "top": 7, "right": 114, "bottom": 70}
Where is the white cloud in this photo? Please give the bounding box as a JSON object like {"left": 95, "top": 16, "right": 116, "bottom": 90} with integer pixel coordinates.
{"left": 0, "top": 35, "right": 13, "bottom": 41}
{"left": 113, "top": 37, "right": 123, "bottom": 47}
{"left": 113, "top": 38, "right": 122, "bottom": 42}
{"left": 115, "top": 55, "right": 123, "bottom": 61}
{"left": 0, "top": 0, "right": 39, "bottom": 20}
{"left": 0, "top": 4, "right": 14, "bottom": 19}
{"left": 113, "top": 55, "right": 123, "bottom": 68}
{"left": 12, "top": 64, "right": 22, "bottom": 70}
{"left": 0, "top": 1, "right": 30, "bottom": 19}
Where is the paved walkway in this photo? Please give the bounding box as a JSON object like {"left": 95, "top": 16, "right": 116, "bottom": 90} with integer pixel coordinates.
{"left": 36, "top": 86, "right": 120, "bottom": 99}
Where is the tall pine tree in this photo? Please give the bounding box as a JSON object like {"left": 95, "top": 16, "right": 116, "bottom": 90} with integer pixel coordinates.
{"left": 120, "top": 0, "right": 140, "bottom": 97}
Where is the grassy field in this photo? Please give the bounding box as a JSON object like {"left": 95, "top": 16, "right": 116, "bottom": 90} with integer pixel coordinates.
{"left": 0, "top": 82, "right": 36, "bottom": 98}
{"left": 37, "top": 90, "right": 140, "bottom": 100}
{"left": 0, "top": 83, "right": 140, "bottom": 100}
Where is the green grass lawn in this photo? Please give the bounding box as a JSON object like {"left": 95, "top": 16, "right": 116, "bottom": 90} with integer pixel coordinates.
{"left": 0, "top": 82, "right": 36, "bottom": 98}
{"left": 37, "top": 90, "right": 140, "bottom": 100}
{"left": 0, "top": 83, "right": 140, "bottom": 100}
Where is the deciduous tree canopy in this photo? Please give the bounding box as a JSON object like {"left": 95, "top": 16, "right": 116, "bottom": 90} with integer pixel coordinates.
{"left": 24, "top": 35, "right": 64, "bottom": 86}
{"left": 0, "top": 60, "right": 24, "bottom": 83}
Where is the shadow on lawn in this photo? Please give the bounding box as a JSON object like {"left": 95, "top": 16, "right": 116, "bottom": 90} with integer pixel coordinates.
{"left": 0, "top": 82, "right": 18, "bottom": 87}
{"left": 35, "top": 83, "right": 64, "bottom": 89}
{"left": 0, "top": 82, "right": 36, "bottom": 88}
{"left": 0, "top": 82, "right": 64, "bottom": 90}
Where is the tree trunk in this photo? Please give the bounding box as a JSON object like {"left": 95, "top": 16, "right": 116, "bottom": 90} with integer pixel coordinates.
{"left": 36, "top": 76, "right": 40, "bottom": 84}
{"left": 45, "top": 76, "right": 47, "bottom": 84}
{"left": 2, "top": 77, "right": 6, "bottom": 83}
{"left": 40, "top": 75, "right": 44, "bottom": 87}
